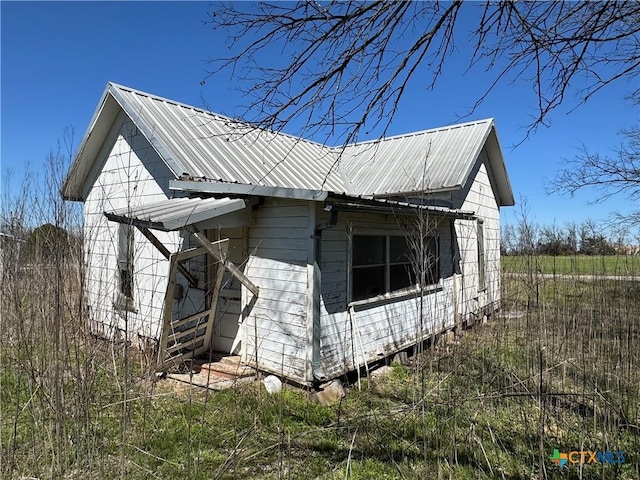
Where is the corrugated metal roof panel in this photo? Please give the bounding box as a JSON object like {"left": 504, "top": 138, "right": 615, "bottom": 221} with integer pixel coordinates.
{"left": 338, "top": 119, "right": 493, "bottom": 196}
{"left": 326, "top": 194, "right": 476, "bottom": 220}
{"left": 110, "top": 84, "right": 346, "bottom": 192}
{"left": 104, "top": 196, "right": 246, "bottom": 231}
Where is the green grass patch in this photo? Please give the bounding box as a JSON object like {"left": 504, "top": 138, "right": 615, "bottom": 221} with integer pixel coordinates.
{"left": 502, "top": 254, "right": 640, "bottom": 276}
{"left": 3, "top": 261, "right": 640, "bottom": 478}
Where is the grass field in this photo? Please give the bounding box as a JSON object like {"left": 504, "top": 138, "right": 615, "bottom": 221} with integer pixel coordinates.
{"left": 502, "top": 254, "right": 640, "bottom": 276}
{"left": 3, "top": 276, "right": 639, "bottom": 478}
{"left": 3, "top": 253, "right": 640, "bottom": 478}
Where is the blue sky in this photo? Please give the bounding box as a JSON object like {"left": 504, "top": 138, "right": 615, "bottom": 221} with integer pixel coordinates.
{"left": 2, "top": 1, "right": 638, "bottom": 231}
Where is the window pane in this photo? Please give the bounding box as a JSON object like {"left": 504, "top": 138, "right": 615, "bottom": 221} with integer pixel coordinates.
{"left": 390, "top": 236, "right": 411, "bottom": 264}
{"left": 353, "top": 235, "right": 385, "bottom": 266}
{"left": 425, "top": 237, "right": 440, "bottom": 284}
{"left": 352, "top": 265, "right": 385, "bottom": 300}
{"left": 118, "top": 223, "right": 135, "bottom": 300}
{"left": 120, "top": 268, "right": 133, "bottom": 299}
{"left": 118, "top": 223, "right": 134, "bottom": 267}
{"left": 478, "top": 221, "right": 485, "bottom": 289}
{"left": 390, "top": 263, "right": 415, "bottom": 291}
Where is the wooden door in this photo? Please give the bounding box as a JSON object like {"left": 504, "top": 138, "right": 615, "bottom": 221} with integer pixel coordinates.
{"left": 209, "top": 228, "right": 246, "bottom": 353}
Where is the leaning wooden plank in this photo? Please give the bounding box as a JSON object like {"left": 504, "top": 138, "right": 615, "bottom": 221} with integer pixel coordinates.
{"left": 136, "top": 226, "right": 199, "bottom": 288}
{"left": 157, "top": 252, "right": 181, "bottom": 366}
{"left": 169, "top": 322, "right": 208, "bottom": 342}
{"left": 166, "top": 335, "right": 203, "bottom": 355}
{"left": 171, "top": 310, "right": 209, "bottom": 330}
{"left": 203, "top": 240, "right": 228, "bottom": 353}
{"left": 189, "top": 229, "right": 259, "bottom": 297}
{"left": 175, "top": 245, "right": 208, "bottom": 261}
{"left": 159, "top": 238, "right": 233, "bottom": 368}
{"left": 163, "top": 350, "right": 197, "bottom": 366}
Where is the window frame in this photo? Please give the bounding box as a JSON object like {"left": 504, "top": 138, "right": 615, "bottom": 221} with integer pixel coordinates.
{"left": 115, "top": 222, "right": 137, "bottom": 313}
{"left": 350, "top": 232, "right": 440, "bottom": 304}
{"left": 477, "top": 220, "right": 486, "bottom": 291}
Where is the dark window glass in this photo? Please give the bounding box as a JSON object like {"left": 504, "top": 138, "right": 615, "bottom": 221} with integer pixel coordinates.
{"left": 389, "top": 236, "right": 411, "bottom": 263}
{"left": 478, "top": 221, "right": 485, "bottom": 290}
{"left": 424, "top": 236, "right": 440, "bottom": 285}
{"left": 120, "top": 268, "right": 133, "bottom": 299}
{"left": 118, "top": 223, "right": 134, "bottom": 300}
{"left": 352, "top": 234, "right": 440, "bottom": 302}
{"left": 389, "top": 235, "right": 414, "bottom": 291}
{"left": 390, "top": 264, "right": 416, "bottom": 291}
{"left": 353, "top": 235, "right": 385, "bottom": 266}
{"left": 352, "top": 265, "right": 385, "bottom": 301}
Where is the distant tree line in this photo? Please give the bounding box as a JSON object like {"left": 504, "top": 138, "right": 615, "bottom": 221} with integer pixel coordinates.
{"left": 501, "top": 220, "right": 638, "bottom": 256}
{"left": 0, "top": 222, "right": 80, "bottom": 265}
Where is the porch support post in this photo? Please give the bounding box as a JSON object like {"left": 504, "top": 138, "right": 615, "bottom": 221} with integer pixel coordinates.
{"left": 202, "top": 240, "right": 228, "bottom": 352}
{"left": 157, "top": 252, "right": 180, "bottom": 366}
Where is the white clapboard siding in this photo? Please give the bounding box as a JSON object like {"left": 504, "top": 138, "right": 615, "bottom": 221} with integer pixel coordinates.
{"left": 243, "top": 198, "right": 311, "bottom": 383}
{"left": 316, "top": 205, "right": 457, "bottom": 378}
{"left": 454, "top": 149, "right": 502, "bottom": 316}
{"left": 83, "top": 115, "right": 179, "bottom": 341}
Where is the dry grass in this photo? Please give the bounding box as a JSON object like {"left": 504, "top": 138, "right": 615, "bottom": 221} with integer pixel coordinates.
{"left": 3, "top": 244, "right": 639, "bottom": 478}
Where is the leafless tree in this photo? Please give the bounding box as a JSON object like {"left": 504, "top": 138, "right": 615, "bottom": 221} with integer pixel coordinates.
{"left": 207, "top": 1, "right": 640, "bottom": 144}
{"left": 550, "top": 95, "right": 640, "bottom": 229}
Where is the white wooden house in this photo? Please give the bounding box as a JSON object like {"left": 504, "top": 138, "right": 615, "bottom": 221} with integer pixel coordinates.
{"left": 62, "top": 83, "right": 514, "bottom": 384}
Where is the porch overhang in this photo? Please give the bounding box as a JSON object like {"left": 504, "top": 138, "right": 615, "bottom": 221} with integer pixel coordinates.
{"left": 104, "top": 195, "right": 260, "bottom": 298}
{"left": 170, "top": 179, "right": 328, "bottom": 201}
{"left": 104, "top": 196, "right": 247, "bottom": 231}
{"left": 325, "top": 195, "right": 476, "bottom": 220}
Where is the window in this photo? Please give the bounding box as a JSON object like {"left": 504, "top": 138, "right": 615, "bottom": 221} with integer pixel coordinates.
{"left": 117, "top": 223, "right": 135, "bottom": 308}
{"left": 389, "top": 236, "right": 415, "bottom": 291}
{"left": 477, "top": 220, "right": 486, "bottom": 291}
{"left": 351, "top": 234, "right": 439, "bottom": 302}
{"left": 352, "top": 235, "right": 386, "bottom": 300}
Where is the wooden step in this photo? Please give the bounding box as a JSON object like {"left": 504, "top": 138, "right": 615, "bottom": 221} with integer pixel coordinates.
{"left": 200, "top": 360, "right": 256, "bottom": 378}
{"left": 168, "top": 372, "right": 255, "bottom": 391}
{"left": 220, "top": 355, "right": 242, "bottom": 366}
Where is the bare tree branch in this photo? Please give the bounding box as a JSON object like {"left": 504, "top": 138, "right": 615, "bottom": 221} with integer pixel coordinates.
{"left": 549, "top": 113, "right": 640, "bottom": 226}
{"left": 205, "top": 1, "right": 640, "bottom": 143}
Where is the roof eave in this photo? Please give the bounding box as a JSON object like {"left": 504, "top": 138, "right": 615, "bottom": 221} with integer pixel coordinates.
{"left": 485, "top": 126, "right": 515, "bottom": 207}
{"left": 61, "top": 83, "right": 117, "bottom": 201}
{"left": 170, "top": 179, "right": 329, "bottom": 201}
{"left": 370, "top": 185, "right": 463, "bottom": 199}
{"left": 326, "top": 194, "right": 476, "bottom": 220}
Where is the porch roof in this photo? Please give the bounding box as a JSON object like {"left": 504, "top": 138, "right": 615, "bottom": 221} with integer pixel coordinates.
{"left": 104, "top": 196, "right": 246, "bottom": 231}
{"left": 325, "top": 194, "right": 476, "bottom": 220}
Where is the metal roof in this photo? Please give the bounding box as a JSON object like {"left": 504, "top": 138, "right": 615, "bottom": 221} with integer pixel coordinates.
{"left": 62, "top": 83, "right": 514, "bottom": 206}
{"left": 338, "top": 119, "right": 494, "bottom": 196}
{"left": 87, "top": 83, "right": 342, "bottom": 193}
{"left": 104, "top": 197, "right": 246, "bottom": 231}
{"left": 326, "top": 194, "right": 476, "bottom": 220}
